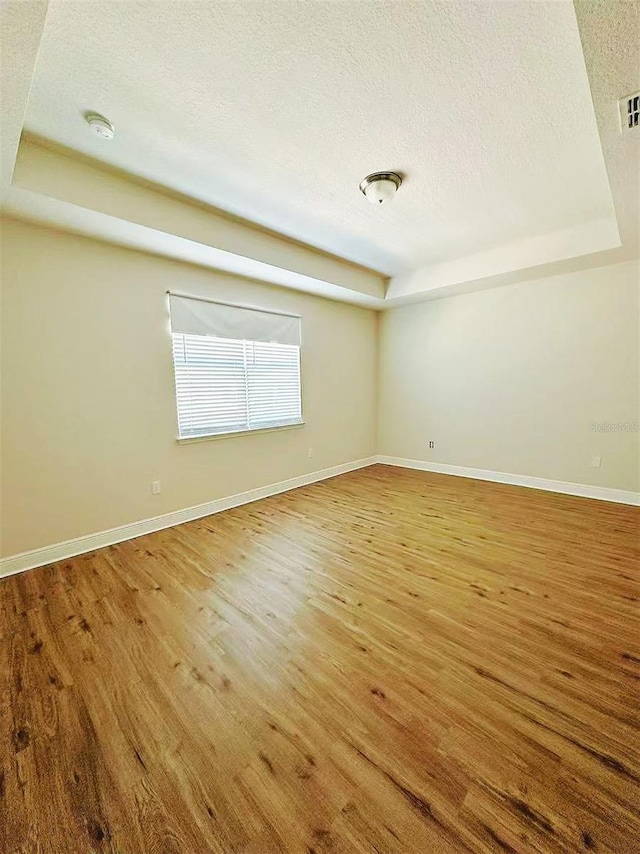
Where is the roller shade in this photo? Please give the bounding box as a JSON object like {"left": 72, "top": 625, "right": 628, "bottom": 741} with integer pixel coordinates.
{"left": 169, "top": 292, "right": 300, "bottom": 346}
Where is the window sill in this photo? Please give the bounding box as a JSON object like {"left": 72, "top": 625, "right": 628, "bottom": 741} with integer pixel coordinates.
{"left": 177, "top": 421, "right": 305, "bottom": 444}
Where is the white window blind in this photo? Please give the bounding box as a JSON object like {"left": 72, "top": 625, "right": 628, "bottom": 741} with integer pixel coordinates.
{"left": 169, "top": 293, "right": 302, "bottom": 439}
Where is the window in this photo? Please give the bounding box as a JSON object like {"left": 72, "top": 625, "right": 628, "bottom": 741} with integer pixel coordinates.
{"left": 169, "top": 293, "right": 302, "bottom": 439}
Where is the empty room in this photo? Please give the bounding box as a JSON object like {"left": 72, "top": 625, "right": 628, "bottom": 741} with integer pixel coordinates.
{"left": 1, "top": 0, "right": 639, "bottom": 852}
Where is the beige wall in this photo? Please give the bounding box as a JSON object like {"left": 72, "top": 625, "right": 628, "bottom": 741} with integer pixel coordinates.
{"left": 0, "top": 219, "right": 377, "bottom": 557}
{"left": 2, "top": 220, "right": 638, "bottom": 560}
{"left": 378, "top": 261, "right": 640, "bottom": 492}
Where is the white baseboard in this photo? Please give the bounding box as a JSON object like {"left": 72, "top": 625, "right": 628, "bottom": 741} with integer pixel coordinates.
{"left": 376, "top": 456, "right": 640, "bottom": 506}
{"left": 3, "top": 453, "right": 637, "bottom": 579}
{"left": 0, "top": 456, "right": 376, "bottom": 578}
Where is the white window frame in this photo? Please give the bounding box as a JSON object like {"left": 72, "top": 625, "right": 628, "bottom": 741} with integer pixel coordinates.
{"left": 168, "top": 292, "right": 304, "bottom": 442}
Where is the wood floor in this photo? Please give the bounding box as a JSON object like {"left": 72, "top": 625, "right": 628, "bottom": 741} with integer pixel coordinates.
{"left": 1, "top": 465, "right": 639, "bottom": 853}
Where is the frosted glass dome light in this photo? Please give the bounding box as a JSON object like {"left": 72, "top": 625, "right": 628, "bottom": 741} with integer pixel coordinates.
{"left": 359, "top": 171, "right": 402, "bottom": 205}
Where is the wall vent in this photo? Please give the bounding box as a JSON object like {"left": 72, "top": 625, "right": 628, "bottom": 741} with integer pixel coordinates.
{"left": 619, "top": 91, "right": 640, "bottom": 137}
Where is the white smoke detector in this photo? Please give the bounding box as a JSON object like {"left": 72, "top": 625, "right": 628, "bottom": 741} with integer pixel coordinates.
{"left": 85, "top": 113, "right": 115, "bottom": 140}
{"left": 359, "top": 171, "right": 402, "bottom": 205}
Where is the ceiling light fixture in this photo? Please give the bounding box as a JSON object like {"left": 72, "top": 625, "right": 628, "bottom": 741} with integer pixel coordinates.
{"left": 85, "top": 112, "right": 115, "bottom": 140}
{"left": 359, "top": 171, "right": 402, "bottom": 205}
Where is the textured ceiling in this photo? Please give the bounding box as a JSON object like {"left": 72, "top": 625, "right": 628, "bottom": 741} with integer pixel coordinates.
{"left": 0, "top": 0, "right": 47, "bottom": 186}
{"left": 23, "top": 0, "right": 616, "bottom": 276}
{"left": 573, "top": 0, "right": 640, "bottom": 255}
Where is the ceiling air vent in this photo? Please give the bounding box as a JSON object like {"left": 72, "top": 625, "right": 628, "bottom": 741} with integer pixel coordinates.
{"left": 619, "top": 91, "right": 640, "bottom": 137}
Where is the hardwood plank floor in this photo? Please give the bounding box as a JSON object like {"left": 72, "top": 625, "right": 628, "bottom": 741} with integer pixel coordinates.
{"left": 1, "top": 465, "right": 639, "bottom": 853}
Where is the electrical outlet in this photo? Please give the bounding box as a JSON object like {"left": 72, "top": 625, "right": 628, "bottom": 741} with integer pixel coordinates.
{"left": 308, "top": 448, "right": 313, "bottom": 459}
{"left": 152, "top": 480, "right": 161, "bottom": 494}
{"left": 428, "top": 441, "right": 435, "bottom": 449}
{"left": 591, "top": 456, "right": 601, "bottom": 469}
